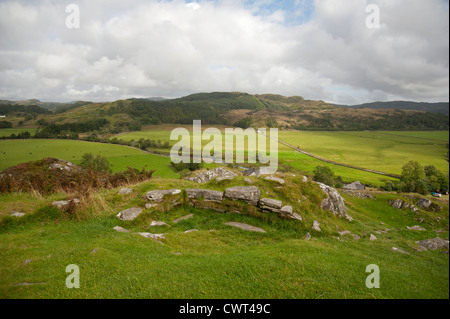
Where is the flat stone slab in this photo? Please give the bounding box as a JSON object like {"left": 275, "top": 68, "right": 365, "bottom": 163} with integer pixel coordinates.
{"left": 173, "top": 214, "right": 194, "bottom": 223}
{"left": 116, "top": 207, "right": 143, "bottom": 221}
{"left": 224, "top": 222, "right": 266, "bottom": 233}
{"left": 113, "top": 226, "right": 130, "bottom": 233}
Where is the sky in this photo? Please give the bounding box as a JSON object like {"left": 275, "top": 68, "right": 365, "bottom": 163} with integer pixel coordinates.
{"left": 0, "top": 0, "right": 448, "bottom": 104}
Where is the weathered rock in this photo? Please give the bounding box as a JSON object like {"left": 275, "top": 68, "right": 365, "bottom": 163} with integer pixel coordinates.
{"left": 264, "top": 175, "right": 285, "bottom": 185}
{"left": 244, "top": 178, "right": 252, "bottom": 184}
{"left": 316, "top": 182, "right": 348, "bottom": 218}
{"left": 10, "top": 211, "right": 25, "bottom": 217}
{"left": 184, "top": 229, "right": 199, "bottom": 233}
{"left": 186, "top": 188, "right": 224, "bottom": 202}
{"left": 304, "top": 232, "right": 311, "bottom": 240}
{"left": 118, "top": 188, "right": 133, "bottom": 195}
{"left": 407, "top": 225, "right": 426, "bottom": 231}
{"left": 369, "top": 234, "right": 377, "bottom": 241}
{"left": 52, "top": 198, "right": 80, "bottom": 209}
{"left": 302, "top": 176, "right": 308, "bottom": 183}
{"left": 258, "top": 198, "right": 282, "bottom": 210}
{"left": 224, "top": 186, "right": 261, "bottom": 206}
{"left": 224, "top": 222, "right": 266, "bottom": 233}
{"left": 389, "top": 199, "right": 404, "bottom": 209}
{"left": 145, "top": 203, "right": 158, "bottom": 209}
{"left": 116, "top": 207, "right": 143, "bottom": 221}
{"left": 416, "top": 237, "right": 449, "bottom": 251}
{"left": 173, "top": 214, "right": 194, "bottom": 223}
{"left": 410, "top": 205, "right": 419, "bottom": 212}
{"left": 417, "top": 198, "right": 432, "bottom": 209}
{"left": 186, "top": 167, "right": 238, "bottom": 183}
{"left": 312, "top": 220, "right": 321, "bottom": 232}
{"left": 145, "top": 189, "right": 181, "bottom": 202}
{"left": 113, "top": 226, "right": 130, "bottom": 233}
{"left": 351, "top": 234, "right": 361, "bottom": 240}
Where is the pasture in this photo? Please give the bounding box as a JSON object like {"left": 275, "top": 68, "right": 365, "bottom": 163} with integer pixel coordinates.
{"left": 0, "top": 139, "right": 177, "bottom": 178}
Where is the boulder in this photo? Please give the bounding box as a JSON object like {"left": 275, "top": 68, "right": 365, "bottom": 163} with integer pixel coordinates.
{"left": 316, "top": 182, "right": 348, "bottom": 219}
{"left": 224, "top": 186, "right": 261, "bottom": 206}
{"left": 186, "top": 167, "right": 238, "bottom": 183}
{"left": 186, "top": 188, "right": 224, "bottom": 202}
{"left": 416, "top": 237, "right": 449, "bottom": 251}
{"left": 116, "top": 207, "right": 143, "bottom": 221}
{"left": 369, "top": 234, "right": 377, "bottom": 241}
{"left": 145, "top": 189, "right": 181, "bottom": 202}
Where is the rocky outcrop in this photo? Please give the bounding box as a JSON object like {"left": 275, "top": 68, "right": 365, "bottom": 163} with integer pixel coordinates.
{"left": 145, "top": 189, "right": 181, "bottom": 202}
{"left": 316, "top": 182, "right": 351, "bottom": 220}
{"left": 417, "top": 198, "right": 432, "bottom": 209}
{"left": 416, "top": 237, "right": 449, "bottom": 251}
{"left": 186, "top": 167, "right": 238, "bottom": 183}
{"left": 224, "top": 186, "right": 261, "bottom": 206}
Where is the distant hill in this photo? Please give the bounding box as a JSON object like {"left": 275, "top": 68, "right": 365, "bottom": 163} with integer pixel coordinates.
{"left": 337, "top": 101, "right": 449, "bottom": 115}
{"left": 2, "top": 93, "right": 449, "bottom": 132}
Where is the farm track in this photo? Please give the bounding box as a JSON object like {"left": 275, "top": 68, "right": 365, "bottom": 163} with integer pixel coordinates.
{"left": 258, "top": 131, "right": 401, "bottom": 179}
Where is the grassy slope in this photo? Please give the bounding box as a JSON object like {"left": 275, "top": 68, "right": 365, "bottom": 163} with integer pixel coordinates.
{"left": 0, "top": 175, "right": 448, "bottom": 299}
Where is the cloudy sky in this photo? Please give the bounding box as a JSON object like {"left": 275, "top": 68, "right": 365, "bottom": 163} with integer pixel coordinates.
{"left": 0, "top": 0, "right": 448, "bottom": 104}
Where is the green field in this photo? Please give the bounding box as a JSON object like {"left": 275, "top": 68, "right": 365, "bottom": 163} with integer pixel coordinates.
{"left": 0, "top": 139, "right": 178, "bottom": 178}
{"left": 114, "top": 129, "right": 449, "bottom": 186}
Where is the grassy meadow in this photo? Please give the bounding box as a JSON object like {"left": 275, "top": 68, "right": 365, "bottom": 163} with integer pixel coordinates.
{"left": 114, "top": 127, "right": 449, "bottom": 186}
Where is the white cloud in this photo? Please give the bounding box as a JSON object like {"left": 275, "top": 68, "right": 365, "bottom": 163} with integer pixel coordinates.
{"left": 0, "top": 0, "right": 448, "bottom": 104}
